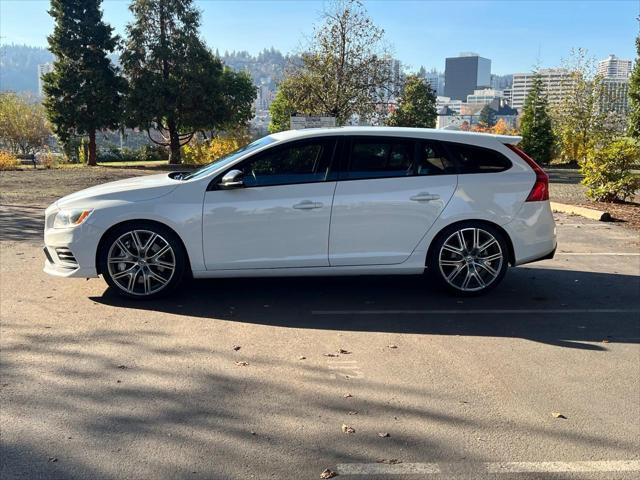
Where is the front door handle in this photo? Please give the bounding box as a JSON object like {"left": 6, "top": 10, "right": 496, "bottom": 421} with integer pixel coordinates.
{"left": 293, "top": 200, "right": 323, "bottom": 210}
{"left": 410, "top": 192, "right": 440, "bottom": 202}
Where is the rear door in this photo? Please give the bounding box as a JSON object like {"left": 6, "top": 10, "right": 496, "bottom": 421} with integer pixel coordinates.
{"left": 328, "top": 136, "right": 458, "bottom": 266}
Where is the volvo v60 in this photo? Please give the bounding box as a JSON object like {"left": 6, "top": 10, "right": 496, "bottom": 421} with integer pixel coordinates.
{"left": 43, "top": 127, "right": 556, "bottom": 298}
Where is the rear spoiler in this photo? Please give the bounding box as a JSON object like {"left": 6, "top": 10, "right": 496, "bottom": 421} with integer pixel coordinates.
{"left": 495, "top": 135, "right": 522, "bottom": 145}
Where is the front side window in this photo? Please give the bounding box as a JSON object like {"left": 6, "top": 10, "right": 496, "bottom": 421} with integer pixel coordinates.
{"left": 239, "top": 139, "right": 334, "bottom": 187}
{"left": 346, "top": 139, "right": 414, "bottom": 179}
{"left": 446, "top": 142, "right": 512, "bottom": 173}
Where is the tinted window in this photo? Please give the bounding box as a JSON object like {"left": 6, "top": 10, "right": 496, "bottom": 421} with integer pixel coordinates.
{"left": 347, "top": 139, "right": 414, "bottom": 179}
{"left": 184, "top": 136, "right": 276, "bottom": 181}
{"left": 418, "top": 141, "right": 457, "bottom": 175}
{"left": 446, "top": 143, "right": 511, "bottom": 173}
{"left": 240, "top": 139, "right": 334, "bottom": 187}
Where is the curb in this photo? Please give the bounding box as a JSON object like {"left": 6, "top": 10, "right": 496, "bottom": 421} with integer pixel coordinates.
{"left": 550, "top": 202, "right": 612, "bottom": 222}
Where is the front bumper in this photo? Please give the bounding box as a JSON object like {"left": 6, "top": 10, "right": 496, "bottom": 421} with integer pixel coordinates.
{"left": 43, "top": 209, "right": 102, "bottom": 278}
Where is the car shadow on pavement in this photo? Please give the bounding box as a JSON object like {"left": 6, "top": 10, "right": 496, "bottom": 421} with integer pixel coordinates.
{"left": 92, "top": 266, "right": 640, "bottom": 351}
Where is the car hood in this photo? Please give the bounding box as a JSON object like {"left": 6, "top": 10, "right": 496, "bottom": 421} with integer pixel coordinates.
{"left": 56, "top": 173, "right": 180, "bottom": 209}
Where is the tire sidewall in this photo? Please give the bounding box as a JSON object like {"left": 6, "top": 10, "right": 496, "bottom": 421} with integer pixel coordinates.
{"left": 428, "top": 222, "right": 509, "bottom": 296}
{"left": 99, "top": 221, "right": 187, "bottom": 300}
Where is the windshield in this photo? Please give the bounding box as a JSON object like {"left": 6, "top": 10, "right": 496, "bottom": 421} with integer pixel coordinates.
{"left": 181, "top": 136, "right": 277, "bottom": 181}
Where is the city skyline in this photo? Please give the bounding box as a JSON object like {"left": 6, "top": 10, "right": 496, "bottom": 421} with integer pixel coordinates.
{"left": 0, "top": 0, "right": 637, "bottom": 76}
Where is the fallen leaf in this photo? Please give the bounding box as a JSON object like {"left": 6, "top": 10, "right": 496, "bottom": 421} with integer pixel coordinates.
{"left": 343, "top": 393, "right": 352, "bottom": 398}
{"left": 233, "top": 345, "right": 241, "bottom": 351}
{"left": 378, "top": 432, "right": 390, "bottom": 438}
{"left": 347, "top": 411, "right": 358, "bottom": 415}
{"left": 235, "top": 361, "right": 249, "bottom": 367}
{"left": 387, "top": 344, "right": 398, "bottom": 349}
{"left": 341, "top": 423, "right": 355, "bottom": 434}
{"left": 552, "top": 412, "right": 567, "bottom": 419}
{"left": 323, "top": 353, "right": 339, "bottom": 357}
{"left": 377, "top": 459, "right": 401, "bottom": 464}
{"left": 320, "top": 468, "right": 337, "bottom": 478}
{"left": 338, "top": 349, "right": 351, "bottom": 354}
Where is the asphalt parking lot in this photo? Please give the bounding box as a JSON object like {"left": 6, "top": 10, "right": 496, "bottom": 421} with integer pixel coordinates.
{"left": 1, "top": 206, "right": 639, "bottom": 480}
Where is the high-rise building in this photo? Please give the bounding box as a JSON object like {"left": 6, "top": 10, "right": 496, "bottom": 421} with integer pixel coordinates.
{"left": 597, "top": 54, "right": 632, "bottom": 79}
{"left": 601, "top": 77, "right": 630, "bottom": 115}
{"left": 490, "top": 74, "right": 513, "bottom": 91}
{"left": 444, "top": 53, "right": 491, "bottom": 101}
{"left": 510, "top": 69, "right": 576, "bottom": 110}
{"left": 423, "top": 69, "right": 445, "bottom": 96}
{"left": 37, "top": 63, "right": 54, "bottom": 97}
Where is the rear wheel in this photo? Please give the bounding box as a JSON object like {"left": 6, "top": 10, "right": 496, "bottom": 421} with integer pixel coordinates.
{"left": 99, "top": 223, "right": 187, "bottom": 299}
{"left": 428, "top": 223, "right": 508, "bottom": 296}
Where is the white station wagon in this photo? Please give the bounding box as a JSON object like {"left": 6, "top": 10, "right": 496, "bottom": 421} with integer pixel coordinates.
{"left": 44, "top": 127, "right": 557, "bottom": 298}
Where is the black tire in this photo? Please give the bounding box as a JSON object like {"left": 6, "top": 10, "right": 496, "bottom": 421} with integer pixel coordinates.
{"left": 427, "top": 221, "right": 509, "bottom": 296}
{"left": 98, "top": 221, "right": 188, "bottom": 300}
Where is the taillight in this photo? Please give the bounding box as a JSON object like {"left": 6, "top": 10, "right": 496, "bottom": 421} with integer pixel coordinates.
{"left": 506, "top": 144, "right": 549, "bottom": 202}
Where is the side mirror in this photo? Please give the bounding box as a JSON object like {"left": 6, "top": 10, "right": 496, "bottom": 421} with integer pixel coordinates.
{"left": 218, "top": 169, "right": 244, "bottom": 189}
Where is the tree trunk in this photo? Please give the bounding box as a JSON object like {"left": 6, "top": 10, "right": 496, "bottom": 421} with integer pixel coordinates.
{"left": 88, "top": 130, "right": 97, "bottom": 166}
{"left": 167, "top": 117, "right": 181, "bottom": 164}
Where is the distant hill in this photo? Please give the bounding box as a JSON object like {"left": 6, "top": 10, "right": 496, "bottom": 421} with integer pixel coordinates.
{"left": 0, "top": 44, "right": 290, "bottom": 95}
{"left": 0, "top": 44, "right": 53, "bottom": 94}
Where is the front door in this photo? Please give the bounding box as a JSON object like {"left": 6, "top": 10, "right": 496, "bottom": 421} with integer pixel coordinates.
{"left": 202, "top": 138, "right": 338, "bottom": 270}
{"left": 329, "top": 136, "right": 458, "bottom": 266}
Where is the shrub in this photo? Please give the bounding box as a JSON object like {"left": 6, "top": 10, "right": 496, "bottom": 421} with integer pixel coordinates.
{"left": 581, "top": 137, "right": 640, "bottom": 202}
{"left": 40, "top": 149, "right": 62, "bottom": 169}
{"left": 0, "top": 150, "right": 20, "bottom": 170}
{"left": 182, "top": 133, "right": 250, "bottom": 165}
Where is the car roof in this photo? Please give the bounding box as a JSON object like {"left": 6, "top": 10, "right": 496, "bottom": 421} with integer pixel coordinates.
{"left": 269, "top": 126, "right": 522, "bottom": 146}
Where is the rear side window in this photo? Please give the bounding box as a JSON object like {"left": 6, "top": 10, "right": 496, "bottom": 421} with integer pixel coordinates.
{"left": 346, "top": 139, "right": 414, "bottom": 179}
{"left": 418, "top": 141, "right": 457, "bottom": 175}
{"left": 446, "top": 142, "right": 511, "bottom": 173}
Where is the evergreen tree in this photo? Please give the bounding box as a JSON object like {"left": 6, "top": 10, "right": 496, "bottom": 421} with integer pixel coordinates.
{"left": 121, "top": 0, "right": 256, "bottom": 164}
{"left": 387, "top": 74, "right": 437, "bottom": 128}
{"left": 478, "top": 105, "right": 496, "bottom": 127}
{"left": 43, "top": 0, "right": 124, "bottom": 166}
{"left": 628, "top": 34, "right": 640, "bottom": 139}
{"left": 520, "top": 73, "right": 556, "bottom": 164}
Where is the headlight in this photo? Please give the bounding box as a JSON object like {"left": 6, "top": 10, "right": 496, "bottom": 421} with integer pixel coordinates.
{"left": 53, "top": 209, "right": 94, "bottom": 228}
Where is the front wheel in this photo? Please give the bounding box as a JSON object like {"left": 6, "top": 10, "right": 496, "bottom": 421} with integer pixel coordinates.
{"left": 99, "top": 222, "right": 187, "bottom": 299}
{"left": 428, "top": 223, "right": 509, "bottom": 296}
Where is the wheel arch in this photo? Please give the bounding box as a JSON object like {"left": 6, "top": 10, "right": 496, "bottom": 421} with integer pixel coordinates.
{"left": 426, "top": 219, "right": 516, "bottom": 267}
{"left": 95, "top": 219, "right": 191, "bottom": 276}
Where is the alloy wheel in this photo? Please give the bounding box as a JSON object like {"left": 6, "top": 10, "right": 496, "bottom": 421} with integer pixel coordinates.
{"left": 438, "top": 227, "right": 503, "bottom": 292}
{"left": 107, "top": 229, "right": 176, "bottom": 296}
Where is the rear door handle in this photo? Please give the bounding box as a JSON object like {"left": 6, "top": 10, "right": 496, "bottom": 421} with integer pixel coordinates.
{"left": 410, "top": 192, "right": 440, "bottom": 202}
{"left": 293, "top": 200, "right": 323, "bottom": 210}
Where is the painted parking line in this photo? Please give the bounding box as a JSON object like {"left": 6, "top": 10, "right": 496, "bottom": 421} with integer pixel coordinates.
{"left": 312, "top": 308, "right": 640, "bottom": 315}
{"left": 555, "top": 252, "right": 640, "bottom": 256}
{"left": 337, "top": 460, "right": 640, "bottom": 476}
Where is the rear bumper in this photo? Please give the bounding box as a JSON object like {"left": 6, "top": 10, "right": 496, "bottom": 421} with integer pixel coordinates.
{"left": 503, "top": 201, "right": 557, "bottom": 266}
{"left": 516, "top": 243, "right": 557, "bottom": 266}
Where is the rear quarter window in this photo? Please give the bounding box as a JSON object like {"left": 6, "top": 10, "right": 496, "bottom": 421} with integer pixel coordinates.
{"left": 445, "top": 142, "right": 512, "bottom": 174}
